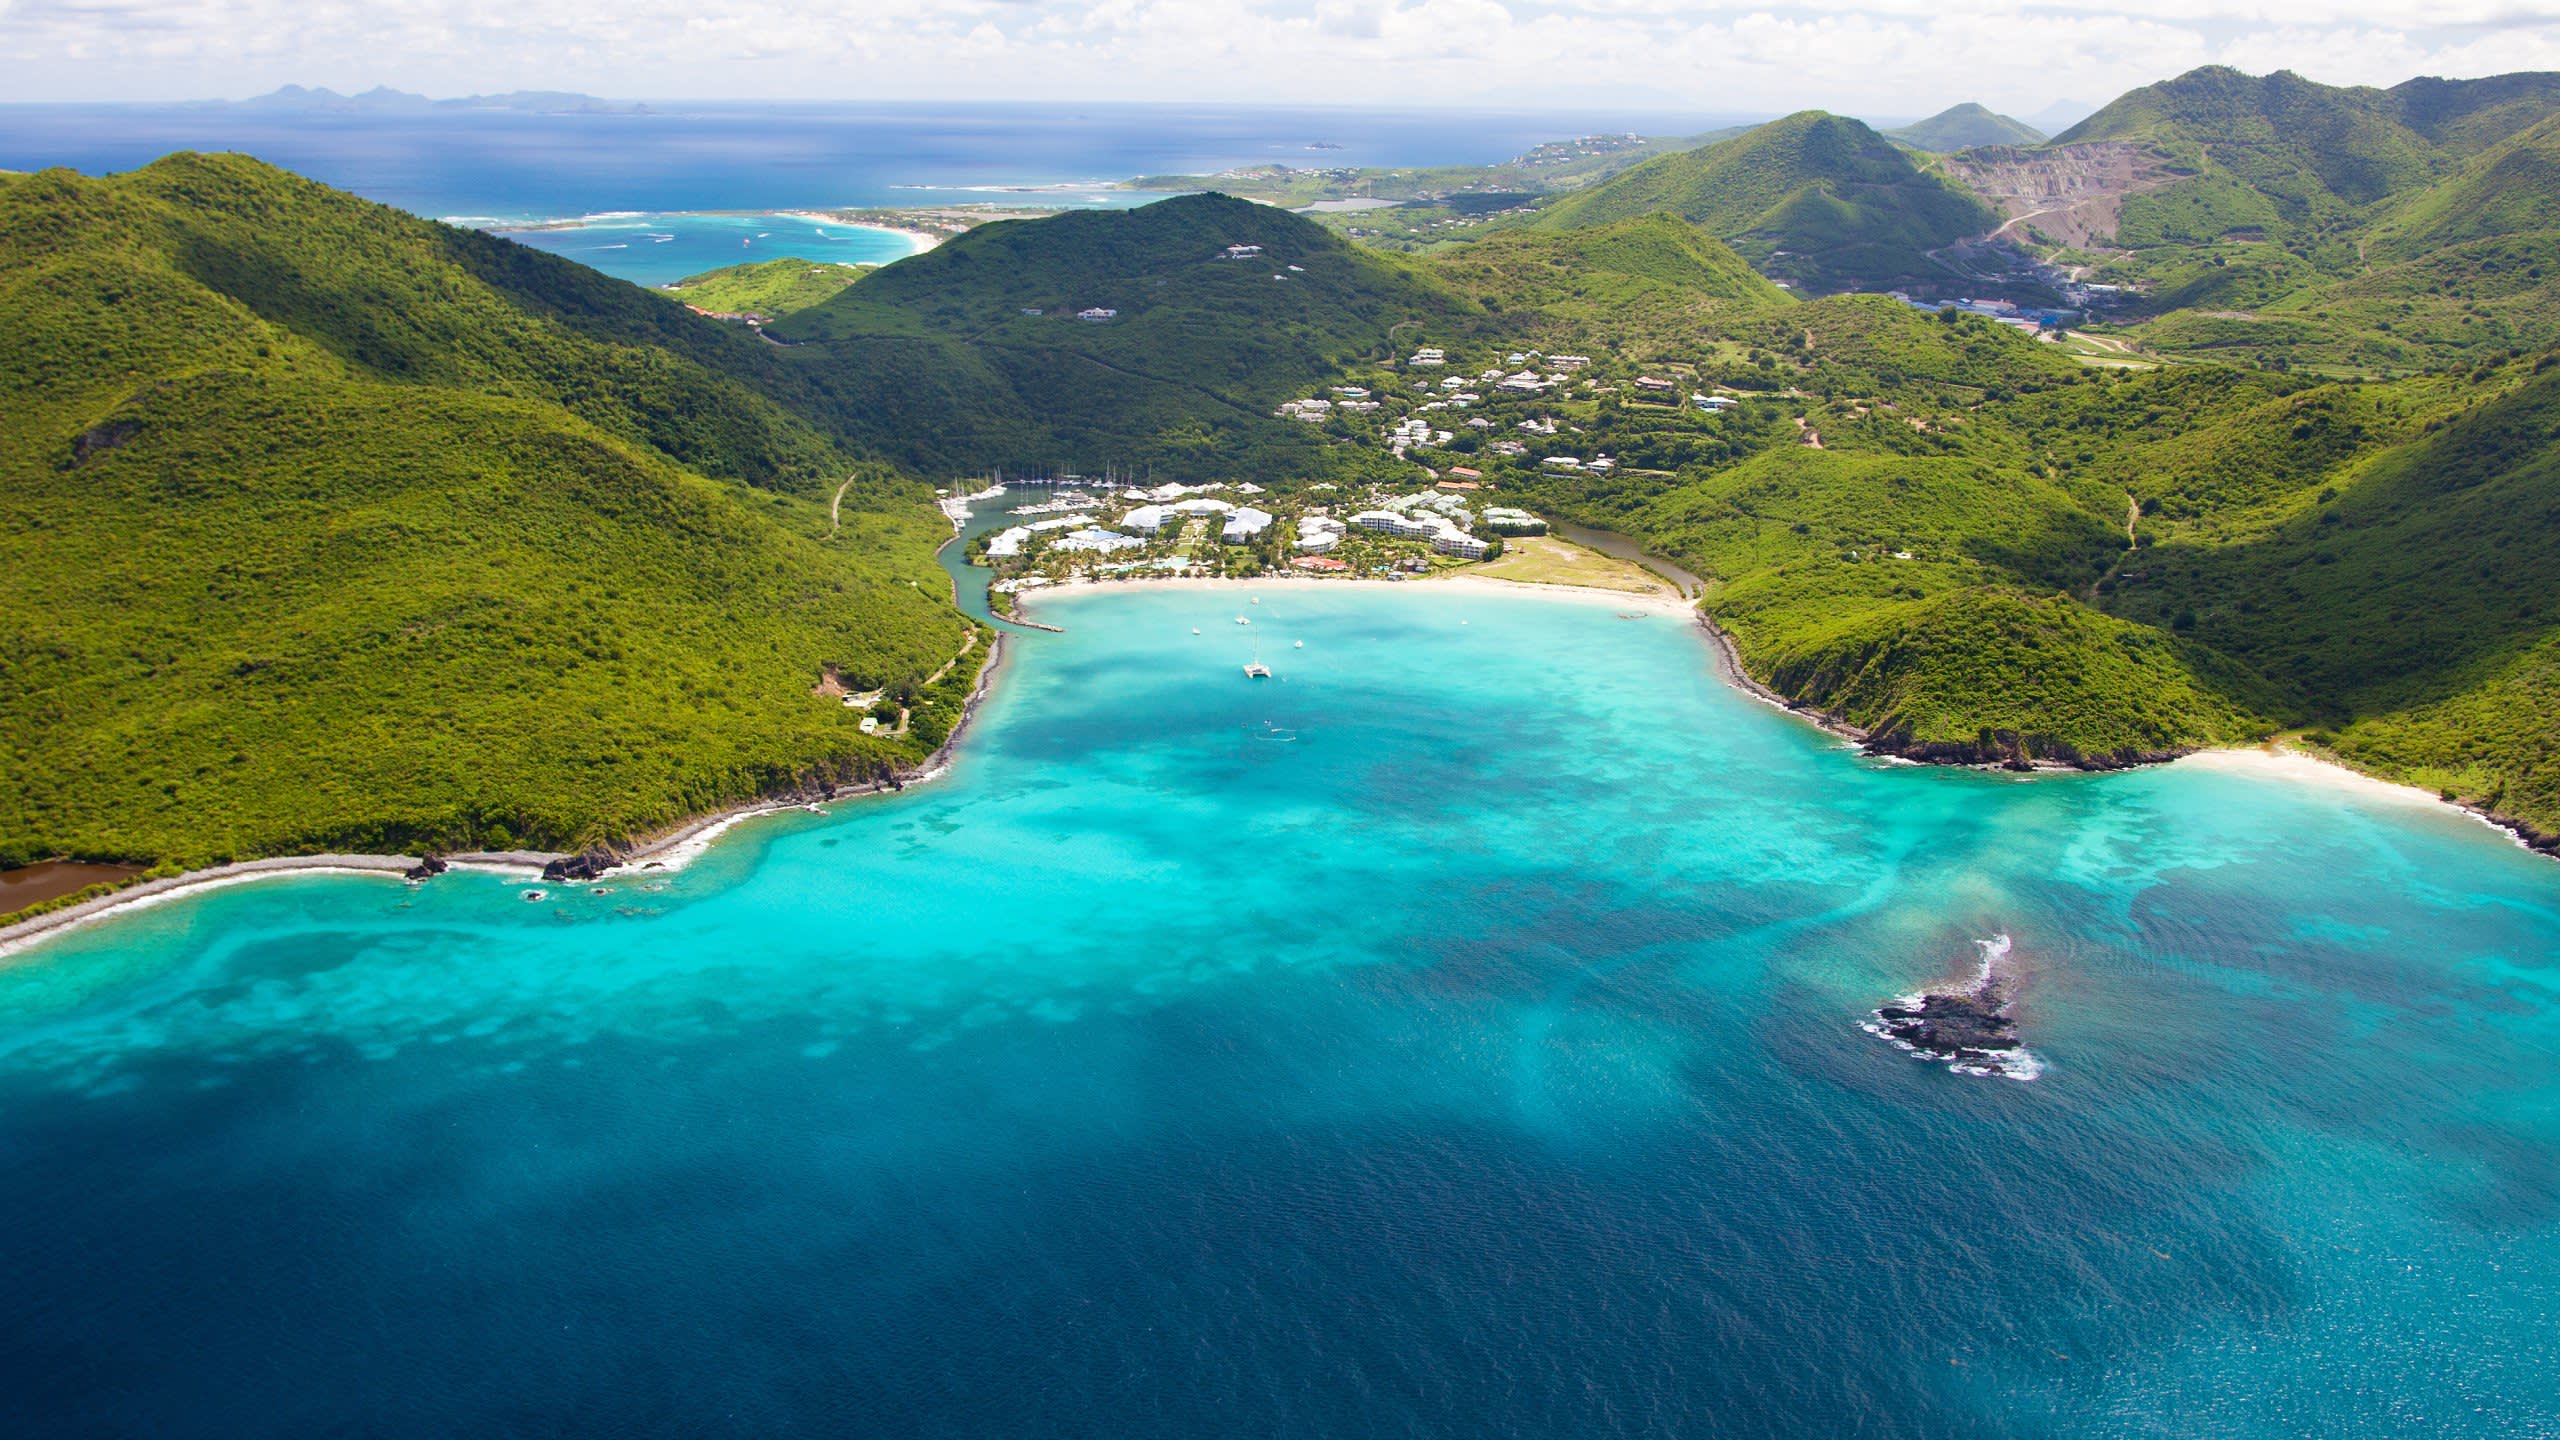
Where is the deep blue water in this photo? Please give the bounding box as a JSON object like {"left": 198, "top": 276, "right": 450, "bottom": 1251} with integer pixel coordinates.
{"left": 3, "top": 588, "right": 2557, "bottom": 1437}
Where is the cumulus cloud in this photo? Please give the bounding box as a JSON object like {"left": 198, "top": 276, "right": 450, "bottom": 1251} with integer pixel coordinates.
{"left": 0, "top": 0, "right": 2552, "bottom": 113}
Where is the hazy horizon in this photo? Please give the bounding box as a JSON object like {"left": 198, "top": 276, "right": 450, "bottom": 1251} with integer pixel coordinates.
{"left": 3, "top": 2, "right": 2553, "bottom": 117}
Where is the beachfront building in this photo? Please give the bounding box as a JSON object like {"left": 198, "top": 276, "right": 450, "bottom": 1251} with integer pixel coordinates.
{"left": 1120, "top": 504, "right": 1172, "bottom": 535}
{"left": 1222, "top": 507, "right": 1274, "bottom": 543}
{"left": 1430, "top": 529, "right": 1490, "bottom": 560}
{"left": 1297, "top": 516, "right": 1347, "bottom": 553}
{"left": 1292, "top": 555, "right": 1349, "bottom": 572}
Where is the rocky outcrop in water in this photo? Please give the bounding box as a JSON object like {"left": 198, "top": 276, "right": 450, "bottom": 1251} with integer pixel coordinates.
{"left": 542, "top": 846, "right": 620, "bottom": 882}
{"left": 403, "top": 855, "right": 448, "bottom": 882}
{"left": 1868, "top": 936, "right": 2040, "bottom": 1080}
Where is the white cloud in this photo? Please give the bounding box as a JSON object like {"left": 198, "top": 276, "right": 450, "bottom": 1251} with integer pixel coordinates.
{"left": 0, "top": 0, "right": 2553, "bottom": 113}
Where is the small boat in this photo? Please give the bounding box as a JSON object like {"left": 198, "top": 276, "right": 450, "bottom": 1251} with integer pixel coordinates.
{"left": 1250, "top": 597, "right": 1261, "bottom": 605}
{"left": 1191, "top": 627, "right": 1201, "bottom": 635}
{"left": 1293, "top": 640, "right": 1304, "bottom": 648}
{"left": 1235, "top": 616, "right": 1251, "bottom": 625}
{"left": 1243, "top": 662, "right": 1271, "bottom": 679}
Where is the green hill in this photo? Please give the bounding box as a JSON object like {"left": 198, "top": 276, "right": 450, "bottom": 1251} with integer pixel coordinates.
{"left": 0, "top": 154, "right": 971, "bottom": 873}
{"left": 664, "top": 257, "right": 871, "bottom": 318}
{"left": 1425, "top": 213, "right": 1791, "bottom": 353}
{"left": 2058, "top": 67, "right": 2560, "bottom": 251}
{"left": 1532, "top": 112, "right": 1999, "bottom": 292}
{"left": 770, "top": 192, "right": 1473, "bottom": 479}
{"left": 1887, "top": 104, "right": 2044, "bottom": 153}
{"left": 2368, "top": 113, "right": 2560, "bottom": 259}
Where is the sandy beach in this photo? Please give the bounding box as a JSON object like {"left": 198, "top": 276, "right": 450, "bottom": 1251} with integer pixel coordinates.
{"left": 1020, "top": 570, "right": 1700, "bottom": 618}
{"left": 779, "top": 211, "right": 940, "bottom": 256}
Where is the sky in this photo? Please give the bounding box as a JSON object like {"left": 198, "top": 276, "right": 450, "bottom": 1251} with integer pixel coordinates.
{"left": 3, "top": 1, "right": 2558, "bottom": 118}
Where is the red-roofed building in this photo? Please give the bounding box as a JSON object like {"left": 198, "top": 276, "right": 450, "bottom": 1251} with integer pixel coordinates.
{"left": 1292, "top": 555, "right": 1348, "bottom": 572}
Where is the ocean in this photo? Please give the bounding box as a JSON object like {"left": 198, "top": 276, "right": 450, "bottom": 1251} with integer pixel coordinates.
{"left": 3, "top": 587, "right": 2555, "bottom": 1437}
{"left": 0, "top": 100, "right": 1758, "bottom": 286}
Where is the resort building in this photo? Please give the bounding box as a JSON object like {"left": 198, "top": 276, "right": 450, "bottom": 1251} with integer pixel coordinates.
{"left": 1077, "top": 307, "right": 1118, "bottom": 322}
{"left": 1221, "top": 507, "right": 1274, "bottom": 543}
{"left": 1411, "top": 347, "right": 1446, "bottom": 367}
{"left": 1296, "top": 516, "right": 1347, "bottom": 553}
{"left": 1481, "top": 507, "right": 1548, "bottom": 535}
{"left": 1054, "top": 528, "right": 1147, "bottom": 554}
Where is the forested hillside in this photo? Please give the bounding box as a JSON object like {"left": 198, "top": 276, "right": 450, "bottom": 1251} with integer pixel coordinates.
{"left": 769, "top": 193, "right": 1470, "bottom": 481}
{"left": 0, "top": 155, "right": 971, "bottom": 871}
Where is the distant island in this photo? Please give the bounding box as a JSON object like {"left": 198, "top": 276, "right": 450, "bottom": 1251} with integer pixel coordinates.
{"left": 227, "top": 84, "right": 651, "bottom": 116}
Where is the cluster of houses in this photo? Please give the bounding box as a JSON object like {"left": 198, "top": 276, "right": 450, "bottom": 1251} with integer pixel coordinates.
{"left": 979, "top": 470, "right": 1548, "bottom": 575}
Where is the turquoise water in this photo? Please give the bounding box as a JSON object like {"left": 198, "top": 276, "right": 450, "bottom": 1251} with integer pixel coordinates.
{"left": 4, "top": 587, "right": 2557, "bottom": 1436}
{"left": 492, "top": 210, "right": 929, "bottom": 287}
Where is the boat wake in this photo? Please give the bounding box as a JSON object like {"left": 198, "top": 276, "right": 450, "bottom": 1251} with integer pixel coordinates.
{"left": 1864, "top": 933, "right": 2042, "bottom": 1080}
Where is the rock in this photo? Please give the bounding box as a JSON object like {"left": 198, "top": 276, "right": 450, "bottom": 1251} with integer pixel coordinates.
{"left": 541, "top": 845, "right": 620, "bottom": 882}
{"left": 403, "top": 855, "right": 448, "bottom": 882}
{"left": 1870, "top": 937, "right": 2038, "bottom": 1078}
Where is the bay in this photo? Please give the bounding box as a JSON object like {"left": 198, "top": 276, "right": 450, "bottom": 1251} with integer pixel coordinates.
{"left": 2, "top": 587, "right": 2555, "bottom": 1436}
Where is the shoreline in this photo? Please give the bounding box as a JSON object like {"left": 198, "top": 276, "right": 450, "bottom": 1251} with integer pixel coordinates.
{"left": 8, "top": 577, "right": 2550, "bottom": 958}
{"left": 1018, "top": 569, "right": 1701, "bottom": 618}
{"left": 477, "top": 208, "right": 938, "bottom": 258}
{"left": 0, "top": 630, "right": 1015, "bottom": 962}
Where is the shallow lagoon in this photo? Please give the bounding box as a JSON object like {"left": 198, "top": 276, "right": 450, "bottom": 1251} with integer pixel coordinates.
{"left": 4, "top": 587, "right": 2556, "bottom": 1437}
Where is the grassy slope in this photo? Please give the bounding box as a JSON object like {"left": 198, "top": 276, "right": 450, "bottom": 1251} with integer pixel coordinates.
{"left": 0, "top": 155, "right": 969, "bottom": 869}
{"left": 1424, "top": 213, "right": 1792, "bottom": 354}
{"left": 665, "top": 257, "right": 872, "bottom": 318}
{"left": 1533, "top": 113, "right": 1998, "bottom": 292}
{"left": 1887, "top": 104, "right": 2044, "bottom": 153}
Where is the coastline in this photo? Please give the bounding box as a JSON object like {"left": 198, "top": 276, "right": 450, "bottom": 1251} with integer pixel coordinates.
{"left": 479, "top": 208, "right": 937, "bottom": 259}
{"left": 0, "top": 630, "right": 1015, "bottom": 962}
{"left": 777, "top": 210, "right": 940, "bottom": 257}
{"left": 8, "top": 573, "right": 2550, "bottom": 959}
{"left": 1018, "top": 569, "right": 1700, "bottom": 618}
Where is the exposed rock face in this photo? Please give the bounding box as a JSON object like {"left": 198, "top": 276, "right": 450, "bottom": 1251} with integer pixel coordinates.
{"left": 1868, "top": 935, "right": 2041, "bottom": 1079}
{"left": 403, "top": 855, "right": 449, "bottom": 882}
{"left": 541, "top": 845, "right": 620, "bottom": 882}
{"left": 70, "top": 419, "right": 141, "bottom": 466}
